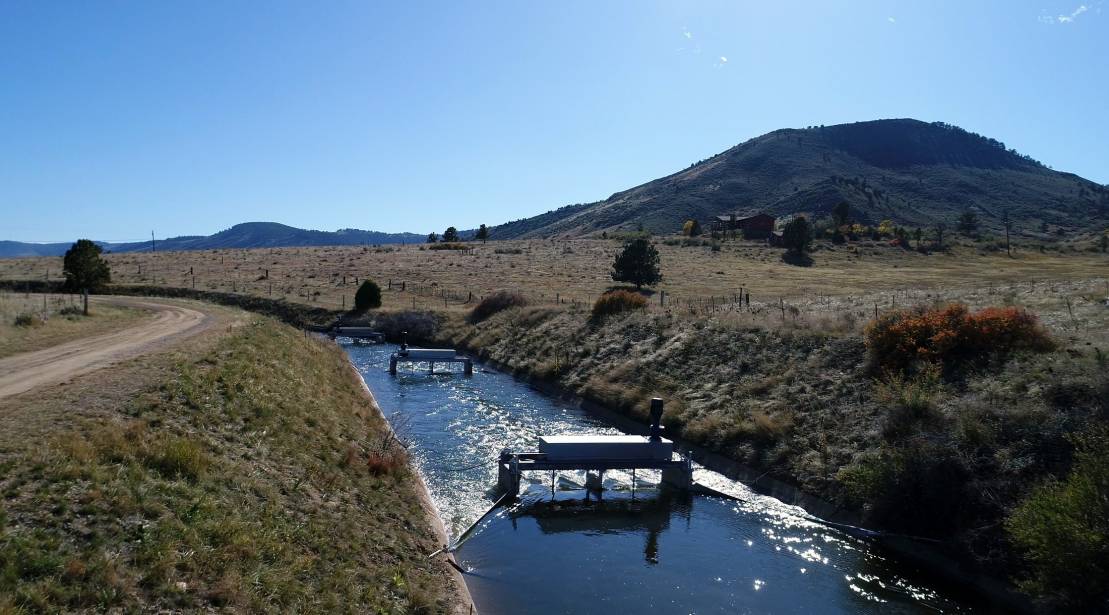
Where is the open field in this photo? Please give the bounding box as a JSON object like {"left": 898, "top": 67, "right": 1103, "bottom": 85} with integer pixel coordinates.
{"left": 1, "top": 238, "right": 1106, "bottom": 317}
{"left": 0, "top": 304, "right": 466, "bottom": 613}
{"left": 0, "top": 292, "right": 150, "bottom": 359}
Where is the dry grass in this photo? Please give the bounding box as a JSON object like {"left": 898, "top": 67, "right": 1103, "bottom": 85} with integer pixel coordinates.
{"left": 0, "top": 292, "right": 149, "bottom": 359}
{"left": 0, "top": 238, "right": 1105, "bottom": 317}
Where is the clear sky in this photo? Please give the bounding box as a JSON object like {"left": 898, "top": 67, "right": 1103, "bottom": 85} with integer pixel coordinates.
{"left": 2, "top": 1, "right": 1106, "bottom": 242}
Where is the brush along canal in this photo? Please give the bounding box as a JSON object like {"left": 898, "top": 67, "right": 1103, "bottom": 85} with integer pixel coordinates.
{"left": 344, "top": 341, "right": 977, "bottom": 614}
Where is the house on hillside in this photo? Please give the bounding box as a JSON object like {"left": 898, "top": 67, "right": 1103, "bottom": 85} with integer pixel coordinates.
{"left": 711, "top": 212, "right": 776, "bottom": 239}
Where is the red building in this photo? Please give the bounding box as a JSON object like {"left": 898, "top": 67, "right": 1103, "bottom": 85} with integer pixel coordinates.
{"left": 712, "top": 212, "right": 776, "bottom": 239}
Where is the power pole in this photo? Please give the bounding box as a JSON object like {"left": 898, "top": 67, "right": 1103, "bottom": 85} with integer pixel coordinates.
{"left": 151, "top": 231, "right": 157, "bottom": 284}
{"left": 1003, "top": 211, "right": 1012, "bottom": 257}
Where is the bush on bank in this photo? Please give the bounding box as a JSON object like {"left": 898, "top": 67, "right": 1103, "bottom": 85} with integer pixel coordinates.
{"left": 591, "top": 290, "right": 647, "bottom": 320}
{"left": 467, "top": 290, "right": 527, "bottom": 324}
{"left": 865, "top": 304, "right": 1054, "bottom": 373}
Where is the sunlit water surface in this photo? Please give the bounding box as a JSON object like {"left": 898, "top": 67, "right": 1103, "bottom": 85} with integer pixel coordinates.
{"left": 346, "top": 342, "right": 973, "bottom": 614}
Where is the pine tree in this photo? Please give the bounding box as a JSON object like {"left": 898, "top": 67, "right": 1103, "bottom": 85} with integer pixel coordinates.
{"left": 611, "top": 238, "right": 661, "bottom": 290}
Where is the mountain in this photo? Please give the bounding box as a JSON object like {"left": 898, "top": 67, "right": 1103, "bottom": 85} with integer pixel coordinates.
{"left": 0, "top": 223, "right": 425, "bottom": 258}
{"left": 492, "top": 119, "right": 1109, "bottom": 238}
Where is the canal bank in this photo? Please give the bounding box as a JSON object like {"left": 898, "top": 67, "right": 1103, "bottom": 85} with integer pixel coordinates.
{"left": 342, "top": 340, "right": 984, "bottom": 614}
{"left": 342, "top": 356, "right": 477, "bottom": 614}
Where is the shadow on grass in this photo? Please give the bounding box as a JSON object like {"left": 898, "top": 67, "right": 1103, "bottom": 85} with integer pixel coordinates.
{"left": 781, "top": 251, "right": 814, "bottom": 267}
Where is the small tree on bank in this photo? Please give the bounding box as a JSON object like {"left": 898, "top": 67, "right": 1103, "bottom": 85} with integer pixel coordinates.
{"left": 354, "top": 280, "right": 382, "bottom": 311}
{"left": 611, "top": 238, "right": 661, "bottom": 290}
{"left": 63, "top": 239, "right": 110, "bottom": 314}
{"left": 443, "top": 226, "right": 459, "bottom": 242}
{"left": 426, "top": 232, "right": 439, "bottom": 243}
{"left": 475, "top": 224, "right": 489, "bottom": 244}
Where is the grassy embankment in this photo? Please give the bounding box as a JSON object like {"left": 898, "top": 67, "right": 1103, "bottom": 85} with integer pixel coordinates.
{"left": 0, "top": 317, "right": 460, "bottom": 613}
{"left": 411, "top": 276, "right": 1108, "bottom": 610}
{"left": 0, "top": 292, "right": 148, "bottom": 359}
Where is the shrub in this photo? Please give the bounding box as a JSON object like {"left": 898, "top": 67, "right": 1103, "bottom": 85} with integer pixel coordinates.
{"left": 427, "top": 242, "right": 468, "bottom": 251}
{"left": 591, "top": 290, "right": 647, "bottom": 320}
{"left": 864, "top": 304, "right": 1054, "bottom": 373}
{"left": 468, "top": 291, "right": 528, "bottom": 324}
{"left": 494, "top": 247, "right": 523, "bottom": 254}
{"left": 13, "top": 312, "right": 44, "bottom": 327}
{"left": 682, "top": 219, "right": 702, "bottom": 237}
{"left": 1006, "top": 428, "right": 1109, "bottom": 608}
{"left": 366, "top": 448, "right": 407, "bottom": 476}
{"left": 875, "top": 365, "right": 942, "bottom": 440}
{"left": 354, "top": 280, "right": 382, "bottom": 311}
{"left": 837, "top": 439, "right": 971, "bottom": 537}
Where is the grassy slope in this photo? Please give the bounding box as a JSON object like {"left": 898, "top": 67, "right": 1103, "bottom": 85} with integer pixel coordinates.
{"left": 430, "top": 296, "right": 1108, "bottom": 602}
{"left": 0, "top": 318, "right": 459, "bottom": 613}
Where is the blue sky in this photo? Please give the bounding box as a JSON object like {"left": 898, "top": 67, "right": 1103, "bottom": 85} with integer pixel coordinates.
{"left": 2, "top": 1, "right": 1106, "bottom": 242}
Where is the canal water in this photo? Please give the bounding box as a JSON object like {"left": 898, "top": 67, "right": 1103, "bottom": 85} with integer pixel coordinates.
{"left": 345, "top": 342, "right": 973, "bottom": 614}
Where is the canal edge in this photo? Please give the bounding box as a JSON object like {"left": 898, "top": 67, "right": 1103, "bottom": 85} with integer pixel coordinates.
{"left": 342, "top": 355, "right": 479, "bottom": 615}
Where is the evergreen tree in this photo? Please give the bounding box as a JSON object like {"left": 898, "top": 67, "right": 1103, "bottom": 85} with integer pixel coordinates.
{"left": 611, "top": 238, "right": 661, "bottom": 290}
{"left": 443, "top": 226, "right": 459, "bottom": 242}
{"left": 63, "top": 239, "right": 111, "bottom": 292}
{"left": 354, "top": 280, "right": 382, "bottom": 311}
{"left": 427, "top": 232, "right": 439, "bottom": 243}
{"left": 832, "top": 201, "right": 851, "bottom": 226}
{"left": 475, "top": 224, "right": 489, "bottom": 244}
{"left": 782, "top": 217, "right": 813, "bottom": 254}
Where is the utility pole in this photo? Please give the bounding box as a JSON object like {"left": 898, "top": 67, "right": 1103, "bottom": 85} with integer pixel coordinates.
{"left": 151, "top": 231, "right": 157, "bottom": 285}
{"left": 1003, "top": 210, "right": 1012, "bottom": 257}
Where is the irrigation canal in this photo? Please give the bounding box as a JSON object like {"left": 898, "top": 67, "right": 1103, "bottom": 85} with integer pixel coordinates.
{"left": 345, "top": 342, "right": 975, "bottom": 614}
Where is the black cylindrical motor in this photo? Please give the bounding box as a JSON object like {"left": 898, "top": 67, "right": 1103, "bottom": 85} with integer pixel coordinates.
{"left": 649, "top": 397, "right": 664, "bottom": 441}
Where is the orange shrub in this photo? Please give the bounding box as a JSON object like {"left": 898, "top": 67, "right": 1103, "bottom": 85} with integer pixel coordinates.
{"left": 366, "top": 448, "right": 407, "bottom": 476}
{"left": 591, "top": 290, "right": 647, "bottom": 319}
{"left": 865, "top": 304, "right": 1054, "bottom": 372}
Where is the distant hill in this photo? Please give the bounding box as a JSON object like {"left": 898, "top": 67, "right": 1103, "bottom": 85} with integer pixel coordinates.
{"left": 492, "top": 119, "right": 1109, "bottom": 238}
{"left": 0, "top": 222, "right": 425, "bottom": 258}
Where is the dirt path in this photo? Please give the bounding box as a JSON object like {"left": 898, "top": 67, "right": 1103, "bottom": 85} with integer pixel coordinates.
{"left": 0, "top": 296, "right": 214, "bottom": 400}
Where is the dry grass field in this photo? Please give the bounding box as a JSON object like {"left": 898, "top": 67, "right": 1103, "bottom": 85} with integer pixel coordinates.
{"left": 1, "top": 239, "right": 1106, "bottom": 318}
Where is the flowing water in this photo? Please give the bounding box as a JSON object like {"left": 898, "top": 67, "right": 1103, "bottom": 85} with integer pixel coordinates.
{"left": 345, "top": 342, "right": 975, "bottom": 614}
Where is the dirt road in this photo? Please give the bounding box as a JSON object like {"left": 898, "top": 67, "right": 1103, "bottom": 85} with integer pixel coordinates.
{"left": 0, "top": 296, "right": 213, "bottom": 400}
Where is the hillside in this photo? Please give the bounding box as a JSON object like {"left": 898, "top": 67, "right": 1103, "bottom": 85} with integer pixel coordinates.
{"left": 492, "top": 119, "right": 1109, "bottom": 238}
{"left": 0, "top": 223, "right": 425, "bottom": 258}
